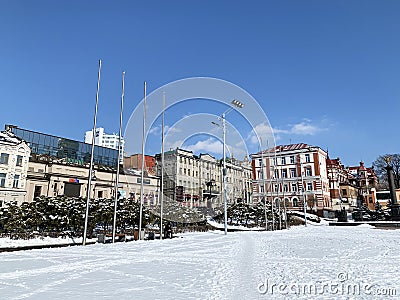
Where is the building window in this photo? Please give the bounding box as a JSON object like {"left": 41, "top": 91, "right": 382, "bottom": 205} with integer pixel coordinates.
{"left": 307, "top": 182, "right": 313, "bottom": 191}
{"left": 291, "top": 183, "right": 297, "bottom": 192}
{"left": 282, "top": 169, "right": 287, "bottom": 178}
{"left": 274, "top": 169, "right": 279, "bottom": 179}
{"left": 305, "top": 167, "right": 312, "bottom": 176}
{"left": 13, "top": 175, "right": 19, "bottom": 188}
{"left": 274, "top": 184, "right": 279, "bottom": 192}
{"left": 305, "top": 154, "right": 310, "bottom": 163}
{"left": 0, "top": 153, "right": 9, "bottom": 164}
{"left": 293, "top": 198, "right": 298, "bottom": 207}
{"left": 290, "top": 168, "right": 296, "bottom": 177}
{"left": 258, "top": 159, "right": 263, "bottom": 167}
{"left": 342, "top": 189, "right": 347, "bottom": 196}
{"left": 281, "top": 157, "right": 286, "bottom": 165}
{"left": 290, "top": 156, "right": 295, "bottom": 164}
{"left": 0, "top": 173, "right": 6, "bottom": 187}
{"left": 16, "top": 155, "right": 23, "bottom": 167}
{"left": 283, "top": 184, "right": 289, "bottom": 192}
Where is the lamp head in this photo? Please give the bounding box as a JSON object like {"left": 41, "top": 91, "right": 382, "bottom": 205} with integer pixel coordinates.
{"left": 231, "top": 99, "right": 244, "bottom": 108}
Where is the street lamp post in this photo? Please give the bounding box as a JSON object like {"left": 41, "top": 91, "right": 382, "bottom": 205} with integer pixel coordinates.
{"left": 213, "top": 99, "right": 244, "bottom": 235}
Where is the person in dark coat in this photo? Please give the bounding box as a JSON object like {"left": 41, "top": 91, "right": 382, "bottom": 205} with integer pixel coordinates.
{"left": 164, "top": 222, "right": 172, "bottom": 239}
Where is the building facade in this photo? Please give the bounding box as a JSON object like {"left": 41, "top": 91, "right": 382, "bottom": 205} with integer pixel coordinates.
{"left": 4, "top": 125, "right": 157, "bottom": 204}
{"left": 84, "top": 127, "right": 125, "bottom": 163}
{"left": 251, "top": 143, "right": 331, "bottom": 214}
{"left": 326, "top": 157, "right": 357, "bottom": 209}
{"left": 124, "top": 154, "right": 156, "bottom": 176}
{"left": 325, "top": 158, "right": 378, "bottom": 210}
{"left": 0, "top": 130, "right": 31, "bottom": 206}
{"left": 25, "top": 156, "right": 158, "bottom": 204}
{"left": 155, "top": 148, "right": 252, "bottom": 209}
{"left": 7, "top": 125, "right": 119, "bottom": 168}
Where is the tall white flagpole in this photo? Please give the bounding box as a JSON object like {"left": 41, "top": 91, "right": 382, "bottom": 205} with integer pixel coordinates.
{"left": 83, "top": 59, "right": 101, "bottom": 246}
{"left": 267, "top": 140, "right": 275, "bottom": 231}
{"left": 260, "top": 138, "right": 267, "bottom": 231}
{"left": 112, "top": 71, "right": 125, "bottom": 243}
{"left": 160, "top": 92, "right": 165, "bottom": 240}
{"left": 138, "top": 82, "right": 146, "bottom": 239}
{"left": 222, "top": 112, "right": 228, "bottom": 235}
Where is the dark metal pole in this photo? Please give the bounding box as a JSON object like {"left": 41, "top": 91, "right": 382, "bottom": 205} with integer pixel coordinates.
{"left": 386, "top": 160, "right": 399, "bottom": 220}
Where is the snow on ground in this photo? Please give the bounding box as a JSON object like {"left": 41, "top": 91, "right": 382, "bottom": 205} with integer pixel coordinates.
{"left": 0, "top": 225, "right": 399, "bottom": 299}
{"left": 0, "top": 236, "right": 97, "bottom": 248}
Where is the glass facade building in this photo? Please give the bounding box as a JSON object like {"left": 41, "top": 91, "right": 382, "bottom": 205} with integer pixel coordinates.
{"left": 7, "top": 126, "right": 118, "bottom": 168}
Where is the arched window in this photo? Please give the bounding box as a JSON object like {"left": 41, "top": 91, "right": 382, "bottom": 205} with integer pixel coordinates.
{"left": 292, "top": 198, "right": 299, "bottom": 207}
{"left": 284, "top": 197, "right": 290, "bottom": 207}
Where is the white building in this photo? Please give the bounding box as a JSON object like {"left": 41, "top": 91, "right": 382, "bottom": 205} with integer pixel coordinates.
{"left": 0, "top": 130, "right": 30, "bottom": 206}
{"left": 25, "top": 158, "right": 158, "bottom": 205}
{"left": 84, "top": 127, "right": 124, "bottom": 163}
{"left": 155, "top": 148, "right": 252, "bottom": 209}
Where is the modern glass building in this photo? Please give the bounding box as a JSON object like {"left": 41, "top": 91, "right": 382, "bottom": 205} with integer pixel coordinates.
{"left": 6, "top": 125, "right": 118, "bottom": 168}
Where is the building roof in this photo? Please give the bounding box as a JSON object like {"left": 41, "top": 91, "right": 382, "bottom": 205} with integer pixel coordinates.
{"left": 0, "top": 130, "right": 26, "bottom": 145}
{"left": 348, "top": 162, "right": 376, "bottom": 177}
{"left": 326, "top": 157, "right": 341, "bottom": 166}
{"left": 254, "top": 143, "right": 322, "bottom": 156}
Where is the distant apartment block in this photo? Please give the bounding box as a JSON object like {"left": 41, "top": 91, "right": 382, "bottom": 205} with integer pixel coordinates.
{"left": 84, "top": 127, "right": 124, "bottom": 163}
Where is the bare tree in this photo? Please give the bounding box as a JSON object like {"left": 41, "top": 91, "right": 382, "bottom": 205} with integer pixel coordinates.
{"left": 372, "top": 154, "right": 400, "bottom": 190}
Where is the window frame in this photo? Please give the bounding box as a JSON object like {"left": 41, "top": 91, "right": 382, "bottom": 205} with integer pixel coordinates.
{"left": 0, "top": 153, "right": 9, "bottom": 164}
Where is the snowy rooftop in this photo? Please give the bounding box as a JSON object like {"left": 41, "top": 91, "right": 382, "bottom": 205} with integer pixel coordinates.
{"left": 0, "top": 130, "right": 25, "bottom": 145}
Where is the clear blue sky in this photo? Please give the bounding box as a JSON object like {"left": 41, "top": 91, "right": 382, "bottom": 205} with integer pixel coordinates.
{"left": 1, "top": 0, "right": 399, "bottom": 166}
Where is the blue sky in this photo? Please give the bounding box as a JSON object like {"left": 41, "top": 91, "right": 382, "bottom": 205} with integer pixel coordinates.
{"left": 1, "top": 0, "right": 399, "bottom": 166}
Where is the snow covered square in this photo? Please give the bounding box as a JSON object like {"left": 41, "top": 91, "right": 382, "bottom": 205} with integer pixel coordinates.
{"left": 0, "top": 225, "right": 399, "bottom": 299}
